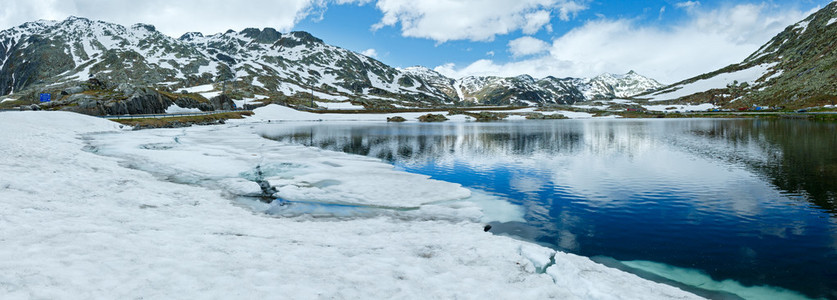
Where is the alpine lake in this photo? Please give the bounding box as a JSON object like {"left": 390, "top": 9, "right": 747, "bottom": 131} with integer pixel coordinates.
{"left": 260, "top": 118, "right": 837, "bottom": 300}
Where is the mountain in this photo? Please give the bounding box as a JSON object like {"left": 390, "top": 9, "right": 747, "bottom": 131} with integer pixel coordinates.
{"left": 402, "top": 66, "right": 663, "bottom": 106}
{"left": 582, "top": 71, "right": 664, "bottom": 100}
{"left": 640, "top": 2, "right": 837, "bottom": 108}
{"left": 0, "top": 17, "right": 456, "bottom": 109}
{"left": 0, "top": 16, "right": 664, "bottom": 114}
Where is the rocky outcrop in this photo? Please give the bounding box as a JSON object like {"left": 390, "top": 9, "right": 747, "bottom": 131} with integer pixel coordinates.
{"left": 417, "top": 114, "right": 448, "bottom": 122}
{"left": 31, "top": 79, "right": 238, "bottom": 115}
{"left": 209, "top": 94, "right": 236, "bottom": 110}
{"left": 103, "top": 88, "right": 172, "bottom": 115}
{"left": 172, "top": 97, "right": 212, "bottom": 111}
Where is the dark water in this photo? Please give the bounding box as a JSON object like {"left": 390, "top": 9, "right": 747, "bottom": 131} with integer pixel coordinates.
{"left": 261, "top": 119, "right": 837, "bottom": 299}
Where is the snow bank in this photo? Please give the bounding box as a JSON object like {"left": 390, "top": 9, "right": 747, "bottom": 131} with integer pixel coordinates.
{"left": 0, "top": 111, "right": 702, "bottom": 299}
{"left": 165, "top": 104, "right": 202, "bottom": 114}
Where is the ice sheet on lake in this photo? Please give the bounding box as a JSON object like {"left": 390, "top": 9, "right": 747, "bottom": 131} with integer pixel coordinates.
{"left": 87, "top": 125, "right": 472, "bottom": 209}
{"left": 0, "top": 111, "right": 704, "bottom": 299}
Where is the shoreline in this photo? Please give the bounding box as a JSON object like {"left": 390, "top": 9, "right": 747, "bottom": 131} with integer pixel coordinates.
{"left": 107, "top": 104, "right": 837, "bottom": 130}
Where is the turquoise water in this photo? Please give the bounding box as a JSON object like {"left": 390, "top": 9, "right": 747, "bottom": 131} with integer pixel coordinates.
{"left": 262, "top": 119, "right": 837, "bottom": 299}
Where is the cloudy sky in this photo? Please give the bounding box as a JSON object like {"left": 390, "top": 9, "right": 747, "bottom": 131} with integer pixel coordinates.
{"left": 1, "top": 0, "right": 831, "bottom": 82}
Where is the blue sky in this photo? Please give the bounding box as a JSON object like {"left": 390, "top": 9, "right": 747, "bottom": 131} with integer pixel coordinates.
{"left": 3, "top": 0, "right": 832, "bottom": 82}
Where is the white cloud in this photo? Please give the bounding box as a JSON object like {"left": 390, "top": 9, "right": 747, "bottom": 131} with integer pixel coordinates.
{"left": 557, "top": 1, "right": 587, "bottom": 21}
{"left": 676, "top": 1, "right": 701, "bottom": 11}
{"left": 365, "top": 0, "right": 588, "bottom": 42}
{"left": 486, "top": 51, "right": 496, "bottom": 57}
{"left": 361, "top": 48, "right": 378, "bottom": 58}
{"left": 0, "top": 0, "right": 323, "bottom": 37}
{"left": 522, "top": 10, "right": 552, "bottom": 35}
{"left": 508, "top": 36, "right": 550, "bottom": 57}
{"left": 437, "top": 3, "right": 818, "bottom": 83}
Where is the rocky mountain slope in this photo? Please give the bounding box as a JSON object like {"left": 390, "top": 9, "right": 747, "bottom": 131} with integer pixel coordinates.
{"left": 0, "top": 16, "right": 663, "bottom": 114}
{"left": 640, "top": 2, "right": 837, "bottom": 108}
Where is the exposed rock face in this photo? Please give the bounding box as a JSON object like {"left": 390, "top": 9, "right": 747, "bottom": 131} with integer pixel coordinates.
{"left": 209, "top": 94, "right": 236, "bottom": 110}
{"left": 33, "top": 81, "right": 234, "bottom": 115}
{"left": 174, "top": 97, "right": 214, "bottom": 111}
{"left": 107, "top": 88, "right": 171, "bottom": 115}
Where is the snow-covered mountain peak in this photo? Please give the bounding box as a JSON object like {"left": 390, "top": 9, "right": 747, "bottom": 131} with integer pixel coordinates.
{"left": 178, "top": 32, "right": 204, "bottom": 41}
{"left": 514, "top": 74, "right": 536, "bottom": 83}
{"left": 580, "top": 71, "right": 664, "bottom": 99}
{"left": 402, "top": 66, "right": 439, "bottom": 76}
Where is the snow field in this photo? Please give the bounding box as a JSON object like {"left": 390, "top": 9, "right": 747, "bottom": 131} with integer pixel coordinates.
{"left": 180, "top": 84, "right": 214, "bottom": 93}
{"left": 314, "top": 101, "right": 365, "bottom": 110}
{"left": 0, "top": 111, "right": 702, "bottom": 299}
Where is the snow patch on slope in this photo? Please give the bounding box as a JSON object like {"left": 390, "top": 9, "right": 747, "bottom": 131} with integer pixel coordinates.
{"left": 645, "top": 64, "right": 776, "bottom": 101}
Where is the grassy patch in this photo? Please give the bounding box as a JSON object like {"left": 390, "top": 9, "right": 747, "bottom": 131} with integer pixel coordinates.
{"left": 157, "top": 89, "right": 210, "bottom": 103}
{"left": 0, "top": 99, "right": 34, "bottom": 109}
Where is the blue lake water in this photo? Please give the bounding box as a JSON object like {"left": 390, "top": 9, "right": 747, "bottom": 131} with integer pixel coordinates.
{"left": 261, "top": 119, "right": 837, "bottom": 299}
